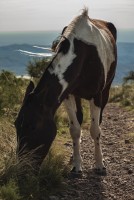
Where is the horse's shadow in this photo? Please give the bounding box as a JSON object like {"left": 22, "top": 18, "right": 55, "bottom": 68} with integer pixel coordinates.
{"left": 85, "top": 169, "right": 106, "bottom": 200}
{"left": 65, "top": 169, "right": 106, "bottom": 200}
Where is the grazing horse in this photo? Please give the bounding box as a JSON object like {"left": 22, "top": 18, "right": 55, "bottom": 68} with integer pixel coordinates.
{"left": 15, "top": 8, "right": 117, "bottom": 174}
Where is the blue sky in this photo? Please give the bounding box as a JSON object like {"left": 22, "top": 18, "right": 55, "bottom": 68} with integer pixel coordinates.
{"left": 0, "top": 0, "right": 134, "bottom": 32}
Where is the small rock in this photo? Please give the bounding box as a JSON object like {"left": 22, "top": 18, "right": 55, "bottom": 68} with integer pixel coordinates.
{"left": 128, "top": 169, "right": 133, "bottom": 174}
{"left": 107, "top": 116, "right": 111, "bottom": 119}
{"left": 123, "top": 158, "right": 130, "bottom": 163}
{"left": 107, "top": 142, "right": 114, "bottom": 145}
{"left": 113, "top": 118, "right": 118, "bottom": 121}
{"left": 125, "top": 139, "right": 130, "bottom": 144}
{"left": 109, "top": 194, "right": 116, "bottom": 199}
{"left": 103, "top": 179, "right": 107, "bottom": 184}
{"left": 109, "top": 193, "right": 117, "bottom": 199}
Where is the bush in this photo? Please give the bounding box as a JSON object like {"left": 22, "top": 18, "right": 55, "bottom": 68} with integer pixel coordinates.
{"left": 0, "top": 179, "right": 21, "bottom": 200}
{"left": 109, "top": 71, "right": 134, "bottom": 109}
{"left": 27, "top": 58, "right": 50, "bottom": 79}
{"left": 0, "top": 70, "right": 28, "bottom": 116}
{"left": 123, "top": 70, "right": 134, "bottom": 84}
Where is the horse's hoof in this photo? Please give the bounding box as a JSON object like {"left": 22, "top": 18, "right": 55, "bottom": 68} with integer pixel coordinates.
{"left": 94, "top": 167, "right": 106, "bottom": 175}
{"left": 70, "top": 167, "right": 82, "bottom": 178}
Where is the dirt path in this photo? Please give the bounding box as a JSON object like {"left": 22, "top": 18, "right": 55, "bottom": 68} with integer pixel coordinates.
{"left": 49, "top": 103, "right": 134, "bottom": 200}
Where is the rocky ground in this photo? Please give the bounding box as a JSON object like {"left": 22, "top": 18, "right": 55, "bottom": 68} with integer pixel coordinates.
{"left": 49, "top": 103, "right": 134, "bottom": 200}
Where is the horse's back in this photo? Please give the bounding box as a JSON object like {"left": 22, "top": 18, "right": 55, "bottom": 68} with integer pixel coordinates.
{"left": 90, "top": 18, "right": 117, "bottom": 42}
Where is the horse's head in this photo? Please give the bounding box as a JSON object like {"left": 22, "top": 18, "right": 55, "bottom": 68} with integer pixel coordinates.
{"left": 15, "top": 81, "right": 56, "bottom": 167}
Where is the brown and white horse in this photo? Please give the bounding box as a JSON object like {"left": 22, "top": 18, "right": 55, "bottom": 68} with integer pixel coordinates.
{"left": 15, "top": 9, "right": 117, "bottom": 174}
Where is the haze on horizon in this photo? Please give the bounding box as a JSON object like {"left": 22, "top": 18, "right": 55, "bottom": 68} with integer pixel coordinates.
{"left": 0, "top": 0, "right": 134, "bottom": 32}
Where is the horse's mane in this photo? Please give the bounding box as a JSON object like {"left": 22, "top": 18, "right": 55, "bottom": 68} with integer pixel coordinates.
{"left": 51, "top": 8, "right": 90, "bottom": 51}
{"left": 81, "top": 7, "right": 89, "bottom": 16}
{"left": 64, "top": 8, "right": 89, "bottom": 37}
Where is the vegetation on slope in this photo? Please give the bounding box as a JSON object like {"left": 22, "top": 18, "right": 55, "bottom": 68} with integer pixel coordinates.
{"left": 109, "top": 70, "right": 134, "bottom": 109}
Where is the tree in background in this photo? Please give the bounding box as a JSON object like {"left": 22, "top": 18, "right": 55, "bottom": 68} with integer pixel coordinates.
{"left": 123, "top": 70, "right": 134, "bottom": 84}
{"left": 27, "top": 58, "right": 50, "bottom": 79}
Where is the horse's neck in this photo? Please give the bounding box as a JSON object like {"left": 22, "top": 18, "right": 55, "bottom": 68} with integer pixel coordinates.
{"left": 34, "top": 69, "right": 63, "bottom": 114}
{"left": 34, "top": 69, "right": 51, "bottom": 94}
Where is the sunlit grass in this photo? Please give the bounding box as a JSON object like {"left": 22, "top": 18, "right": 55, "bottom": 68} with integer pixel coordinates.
{"left": 109, "top": 84, "right": 134, "bottom": 110}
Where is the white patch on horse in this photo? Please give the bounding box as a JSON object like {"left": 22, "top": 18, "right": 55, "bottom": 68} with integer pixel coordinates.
{"left": 48, "top": 40, "right": 76, "bottom": 100}
{"left": 64, "top": 95, "right": 82, "bottom": 172}
{"left": 63, "top": 11, "right": 115, "bottom": 83}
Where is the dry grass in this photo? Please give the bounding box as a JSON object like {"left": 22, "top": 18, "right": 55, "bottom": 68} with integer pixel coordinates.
{"left": 0, "top": 117, "right": 16, "bottom": 172}
{"left": 0, "top": 116, "right": 69, "bottom": 200}
{"left": 109, "top": 84, "right": 134, "bottom": 109}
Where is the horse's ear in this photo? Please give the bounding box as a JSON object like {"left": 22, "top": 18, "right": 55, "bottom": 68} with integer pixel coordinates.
{"left": 23, "top": 81, "right": 35, "bottom": 104}
{"left": 26, "top": 81, "right": 35, "bottom": 94}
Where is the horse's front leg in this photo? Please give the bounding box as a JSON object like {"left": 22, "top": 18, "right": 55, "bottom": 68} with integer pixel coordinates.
{"left": 64, "top": 95, "right": 82, "bottom": 174}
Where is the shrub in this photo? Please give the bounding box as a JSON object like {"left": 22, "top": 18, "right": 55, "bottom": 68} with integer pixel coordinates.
{"left": 123, "top": 70, "right": 134, "bottom": 84}
{"left": 27, "top": 58, "right": 50, "bottom": 79}
{"left": 109, "top": 71, "right": 134, "bottom": 109}
{"left": 0, "top": 179, "right": 21, "bottom": 200}
{"left": 0, "top": 70, "right": 28, "bottom": 116}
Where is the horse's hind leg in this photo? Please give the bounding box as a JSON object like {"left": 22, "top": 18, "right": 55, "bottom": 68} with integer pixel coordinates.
{"left": 89, "top": 96, "right": 106, "bottom": 174}
{"left": 100, "top": 80, "right": 113, "bottom": 124}
{"left": 64, "top": 95, "right": 83, "bottom": 173}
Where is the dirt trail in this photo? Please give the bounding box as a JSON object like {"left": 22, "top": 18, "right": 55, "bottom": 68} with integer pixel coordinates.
{"left": 49, "top": 103, "right": 134, "bottom": 200}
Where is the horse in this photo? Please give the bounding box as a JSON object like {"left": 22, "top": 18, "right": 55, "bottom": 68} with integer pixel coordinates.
{"left": 15, "top": 8, "right": 117, "bottom": 175}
